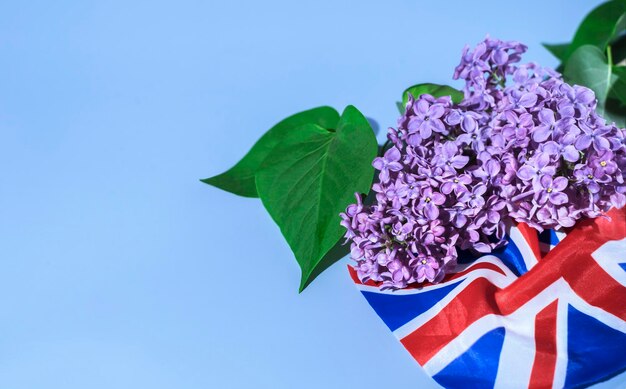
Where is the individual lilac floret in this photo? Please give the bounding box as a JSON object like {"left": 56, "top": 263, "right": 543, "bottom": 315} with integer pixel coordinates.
{"left": 340, "top": 37, "right": 626, "bottom": 290}
{"left": 372, "top": 147, "right": 403, "bottom": 183}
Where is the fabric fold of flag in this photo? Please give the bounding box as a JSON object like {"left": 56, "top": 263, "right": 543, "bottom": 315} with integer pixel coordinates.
{"left": 351, "top": 207, "right": 626, "bottom": 388}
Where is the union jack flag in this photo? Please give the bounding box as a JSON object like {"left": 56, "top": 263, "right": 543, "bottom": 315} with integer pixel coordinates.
{"left": 351, "top": 207, "right": 626, "bottom": 388}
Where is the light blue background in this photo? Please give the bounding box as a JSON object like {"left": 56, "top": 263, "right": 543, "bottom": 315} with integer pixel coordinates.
{"left": 1, "top": 1, "right": 622, "bottom": 388}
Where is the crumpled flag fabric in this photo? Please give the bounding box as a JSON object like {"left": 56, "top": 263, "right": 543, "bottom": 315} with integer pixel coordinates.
{"left": 351, "top": 207, "right": 626, "bottom": 388}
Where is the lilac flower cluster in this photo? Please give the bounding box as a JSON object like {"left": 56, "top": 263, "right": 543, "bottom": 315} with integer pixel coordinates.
{"left": 341, "top": 37, "right": 626, "bottom": 289}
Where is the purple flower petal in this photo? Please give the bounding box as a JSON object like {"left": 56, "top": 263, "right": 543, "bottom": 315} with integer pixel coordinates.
{"left": 552, "top": 177, "right": 568, "bottom": 191}
{"left": 385, "top": 147, "right": 401, "bottom": 162}
{"left": 562, "top": 145, "right": 580, "bottom": 162}
{"left": 519, "top": 93, "right": 537, "bottom": 107}
{"left": 575, "top": 134, "right": 592, "bottom": 150}
{"left": 517, "top": 165, "right": 534, "bottom": 180}
{"left": 533, "top": 125, "right": 552, "bottom": 142}
{"left": 452, "top": 155, "right": 470, "bottom": 169}
{"left": 593, "top": 136, "right": 611, "bottom": 152}
{"left": 387, "top": 162, "right": 404, "bottom": 172}
{"left": 538, "top": 109, "right": 555, "bottom": 125}
{"left": 549, "top": 192, "right": 568, "bottom": 205}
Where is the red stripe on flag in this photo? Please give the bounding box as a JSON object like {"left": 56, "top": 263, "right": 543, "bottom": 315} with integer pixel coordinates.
{"left": 349, "top": 261, "right": 506, "bottom": 288}
{"left": 529, "top": 300, "right": 558, "bottom": 388}
{"left": 348, "top": 266, "right": 361, "bottom": 284}
{"left": 516, "top": 222, "right": 543, "bottom": 262}
{"left": 400, "top": 277, "right": 499, "bottom": 365}
{"left": 563, "top": 255, "right": 626, "bottom": 321}
{"left": 496, "top": 207, "right": 626, "bottom": 317}
{"left": 421, "top": 262, "right": 506, "bottom": 287}
{"left": 560, "top": 207, "right": 626, "bottom": 320}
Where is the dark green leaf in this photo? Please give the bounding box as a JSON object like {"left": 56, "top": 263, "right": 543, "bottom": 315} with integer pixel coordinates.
{"left": 564, "top": 45, "right": 614, "bottom": 111}
{"left": 611, "top": 65, "right": 626, "bottom": 105}
{"left": 402, "top": 83, "right": 464, "bottom": 107}
{"left": 543, "top": 42, "right": 569, "bottom": 62}
{"left": 564, "top": 0, "right": 626, "bottom": 62}
{"left": 604, "top": 98, "right": 626, "bottom": 127}
{"left": 255, "top": 106, "right": 377, "bottom": 292}
{"left": 299, "top": 239, "right": 350, "bottom": 291}
{"left": 564, "top": 45, "right": 625, "bottom": 126}
{"left": 201, "top": 106, "right": 340, "bottom": 197}
{"left": 610, "top": 34, "right": 626, "bottom": 65}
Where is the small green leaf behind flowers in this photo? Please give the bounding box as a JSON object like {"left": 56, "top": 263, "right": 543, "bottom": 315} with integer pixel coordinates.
{"left": 542, "top": 42, "right": 569, "bottom": 62}
{"left": 402, "top": 83, "right": 464, "bottom": 108}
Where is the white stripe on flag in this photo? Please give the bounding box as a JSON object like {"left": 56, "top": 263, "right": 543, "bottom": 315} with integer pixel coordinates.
{"left": 508, "top": 225, "right": 539, "bottom": 270}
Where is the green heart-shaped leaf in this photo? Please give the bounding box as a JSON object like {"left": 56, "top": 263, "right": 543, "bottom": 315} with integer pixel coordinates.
{"left": 564, "top": 0, "right": 626, "bottom": 63}
{"left": 543, "top": 42, "right": 569, "bottom": 62}
{"left": 256, "top": 106, "right": 377, "bottom": 292}
{"left": 564, "top": 45, "right": 625, "bottom": 126}
{"left": 402, "top": 83, "right": 464, "bottom": 107}
{"left": 564, "top": 45, "right": 615, "bottom": 108}
{"left": 201, "top": 106, "right": 340, "bottom": 197}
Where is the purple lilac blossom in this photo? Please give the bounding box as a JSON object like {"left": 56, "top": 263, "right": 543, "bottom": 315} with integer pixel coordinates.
{"left": 340, "top": 37, "right": 626, "bottom": 290}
